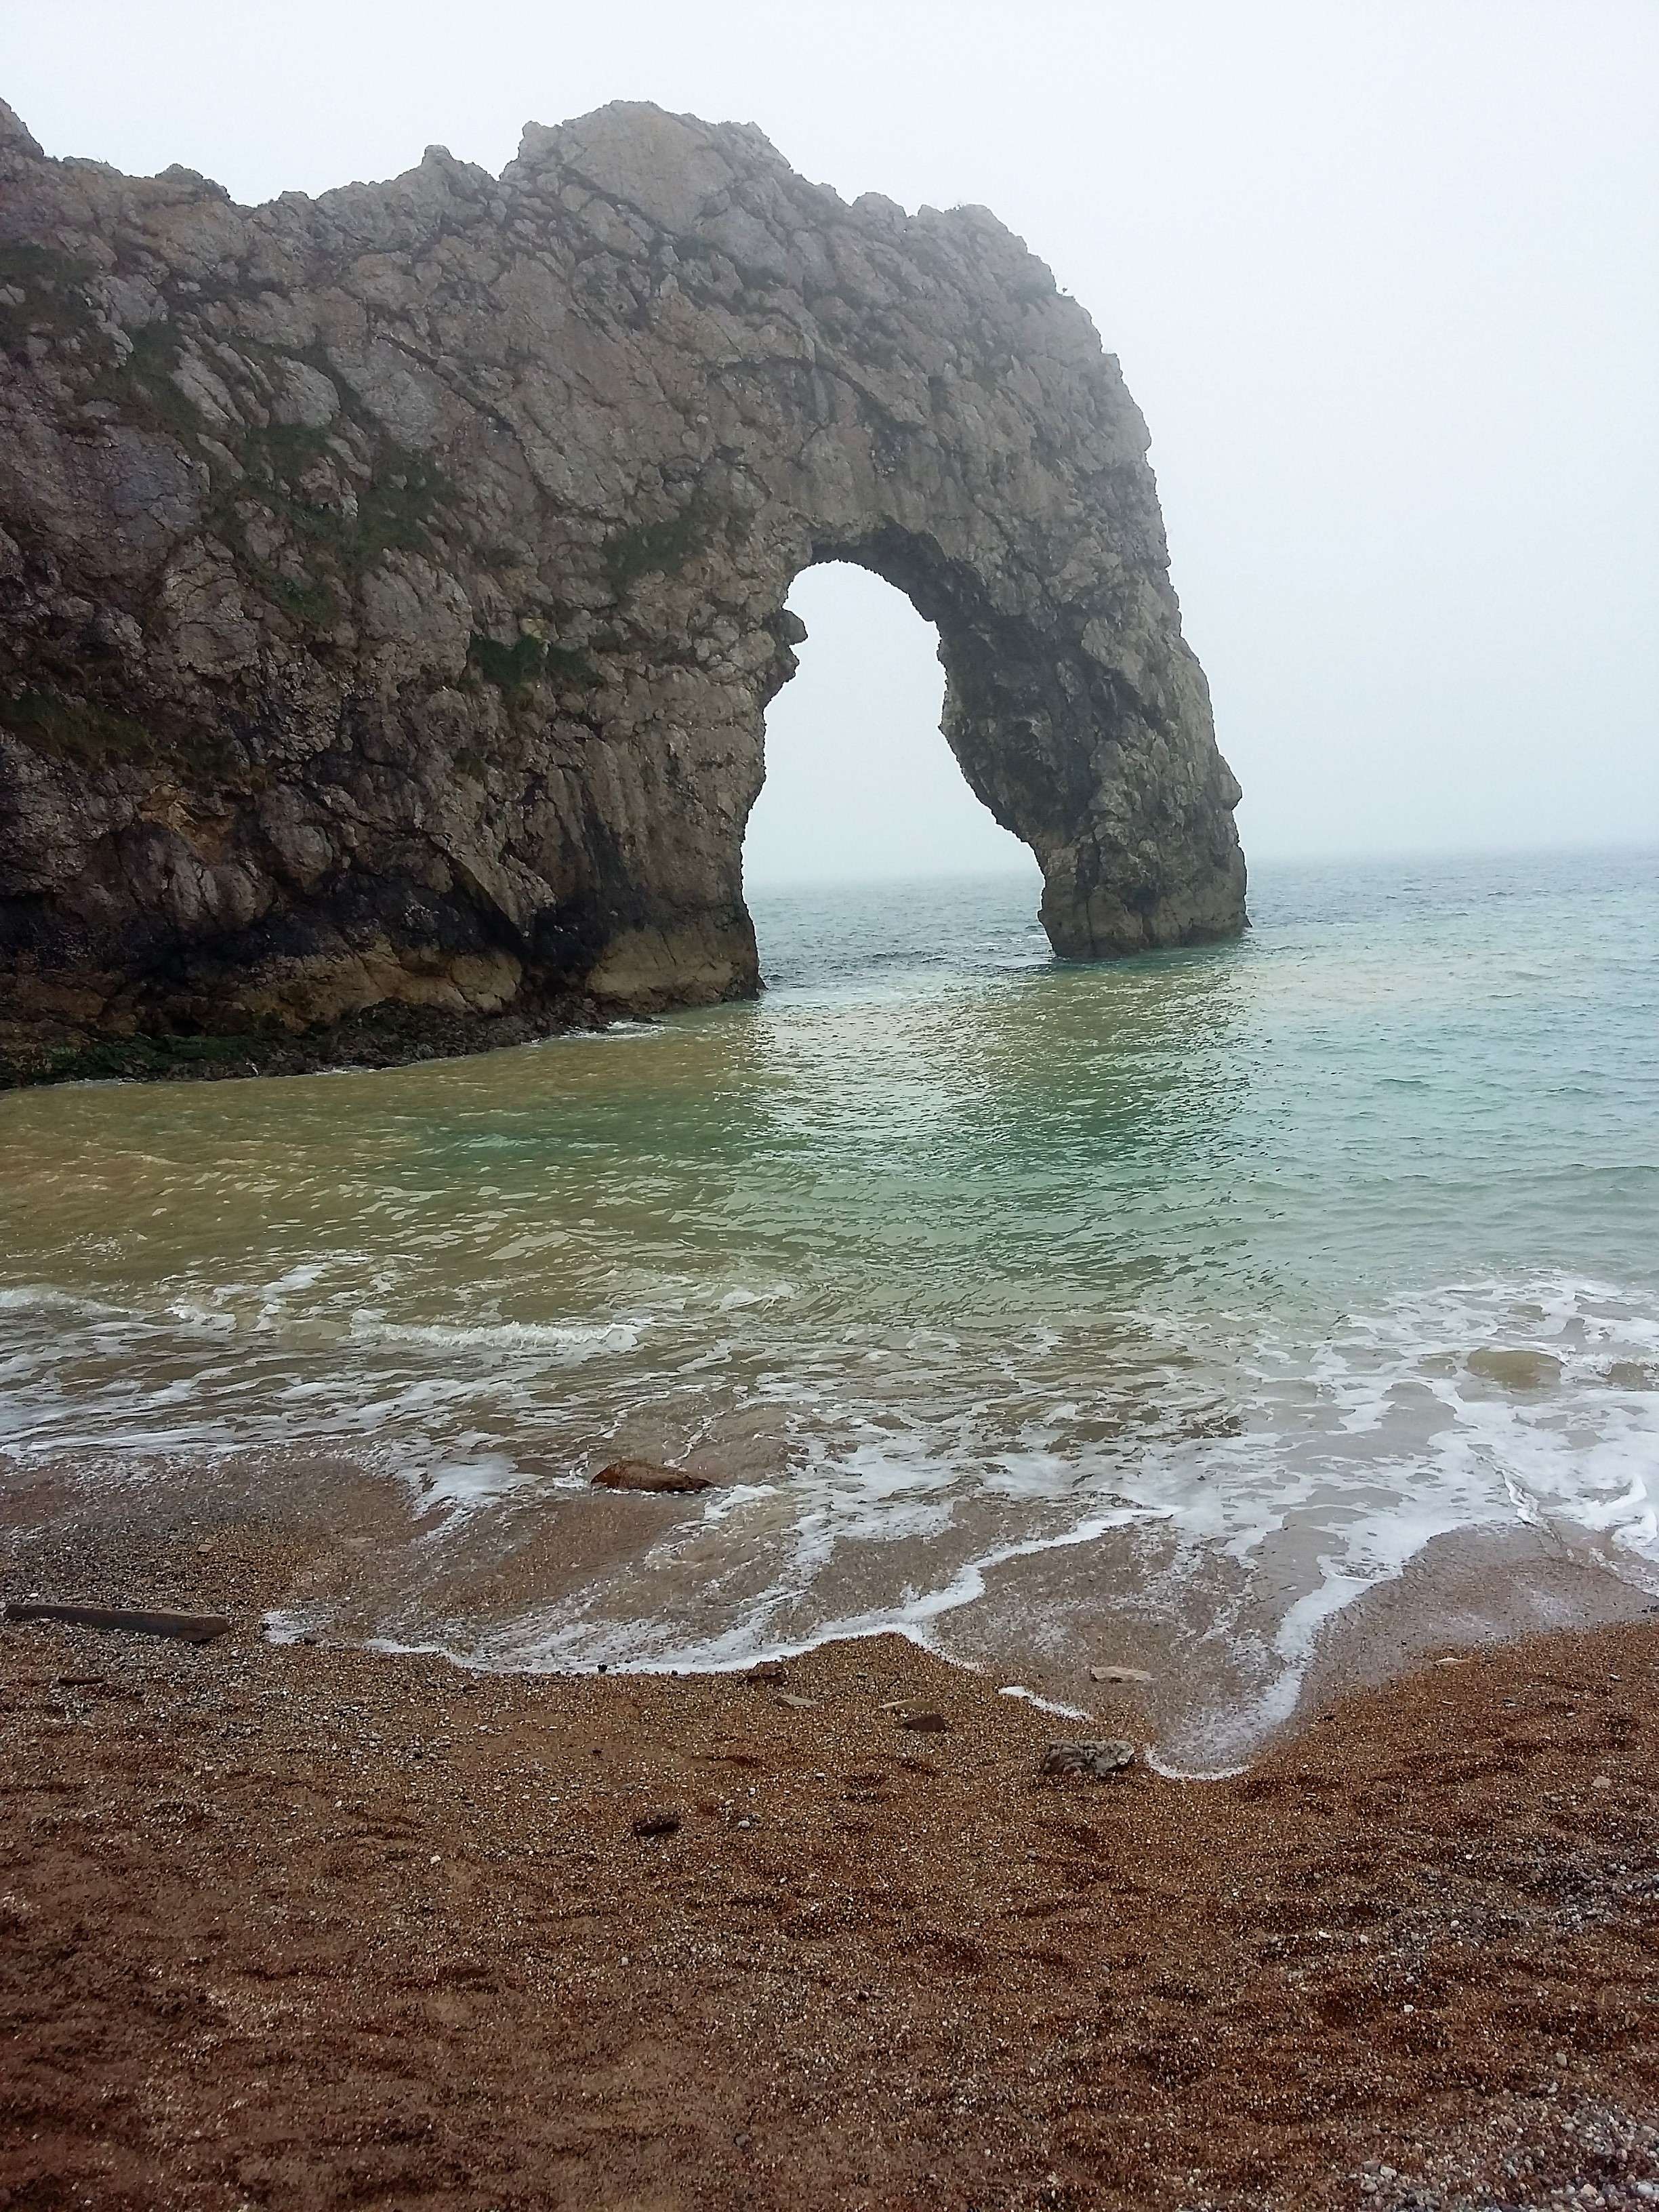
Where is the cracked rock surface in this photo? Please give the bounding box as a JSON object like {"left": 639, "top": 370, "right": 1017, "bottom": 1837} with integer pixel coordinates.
{"left": 0, "top": 95, "right": 1245, "bottom": 1080}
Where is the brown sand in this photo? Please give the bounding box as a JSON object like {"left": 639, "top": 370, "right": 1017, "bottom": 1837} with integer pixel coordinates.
{"left": 2, "top": 1520, "right": 1658, "bottom": 2211}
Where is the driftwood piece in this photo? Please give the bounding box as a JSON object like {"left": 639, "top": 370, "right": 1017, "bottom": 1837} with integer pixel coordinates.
{"left": 591, "top": 1460, "right": 714, "bottom": 1495}
{"left": 4, "top": 1602, "right": 231, "bottom": 1644}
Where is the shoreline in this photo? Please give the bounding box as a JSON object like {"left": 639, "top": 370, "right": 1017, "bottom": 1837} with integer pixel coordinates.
{"left": 5, "top": 1454, "right": 1657, "bottom": 1769}
{"left": 3, "top": 1509, "right": 1658, "bottom": 2207}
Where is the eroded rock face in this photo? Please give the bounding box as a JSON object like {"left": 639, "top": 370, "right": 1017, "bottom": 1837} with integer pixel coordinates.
{"left": 0, "top": 96, "right": 1246, "bottom": 1079}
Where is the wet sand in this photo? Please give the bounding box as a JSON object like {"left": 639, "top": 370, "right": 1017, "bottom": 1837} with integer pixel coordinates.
{"left": 9, "top": 1443, "right": 1655, "bottom": 1781}
{"left": 3, "top": 1511, "right": 1658, "bottom": 2209}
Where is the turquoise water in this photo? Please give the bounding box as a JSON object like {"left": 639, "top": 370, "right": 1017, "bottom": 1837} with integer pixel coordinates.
{"left": 2, "top": 848, "right": 1656, "bottom": 1753}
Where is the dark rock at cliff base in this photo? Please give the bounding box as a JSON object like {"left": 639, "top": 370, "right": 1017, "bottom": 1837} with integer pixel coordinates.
{"left": 0, "top": 98, "right": 1246, "bottom": 1082}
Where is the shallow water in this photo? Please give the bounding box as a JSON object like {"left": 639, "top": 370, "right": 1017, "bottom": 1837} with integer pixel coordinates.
{"left": 3, "top": 848, "right": 1657, "bottom": 1757}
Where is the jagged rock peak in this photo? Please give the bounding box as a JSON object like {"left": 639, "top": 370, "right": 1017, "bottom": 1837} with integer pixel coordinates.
{"left": 0, "top": 98, "right": 43, "bottom": 161}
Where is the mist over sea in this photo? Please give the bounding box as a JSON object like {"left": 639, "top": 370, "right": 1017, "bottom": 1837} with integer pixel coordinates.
{"left": 3, "top": 847, "right": 1656, "bottom": 1759}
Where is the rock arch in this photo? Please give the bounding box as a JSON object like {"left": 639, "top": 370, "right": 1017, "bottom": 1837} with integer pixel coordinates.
{"left": 0, "top": 96, "right": 1245, "bottom": 1080}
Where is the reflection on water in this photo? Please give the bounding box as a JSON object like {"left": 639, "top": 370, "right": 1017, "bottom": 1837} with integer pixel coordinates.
{"left": 2, "top": 851, "right": 1658, "bottom": 1757}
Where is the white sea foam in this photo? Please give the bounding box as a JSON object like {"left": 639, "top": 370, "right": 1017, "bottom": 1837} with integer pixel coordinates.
{"left": 1144, "top": 1750, "right": 1254, "bottom": 1783}
{"left": 998, "top": 1685, "right": 1090, "bottom": 1719}
{"left": 348, "top": 1314, "right": 648, "bottom": 1359}
{"left": 369, "top": 1269, "right": 1659, "bottom": 1757}
{"left": 418, "top": 1453, "right": 542, "bottom": 1513}
{"left": 262, "top": 1603, "right": 335, "bottom": 1644}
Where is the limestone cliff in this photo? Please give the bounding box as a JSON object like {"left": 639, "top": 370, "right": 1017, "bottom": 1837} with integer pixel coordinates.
{"left": 0, "top": 96, "right": 1245, "bottom": 1082}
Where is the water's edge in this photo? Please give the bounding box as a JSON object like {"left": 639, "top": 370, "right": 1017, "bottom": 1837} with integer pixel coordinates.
{"left": 3, "top": 851, "right": 1656, "bottom": 1763}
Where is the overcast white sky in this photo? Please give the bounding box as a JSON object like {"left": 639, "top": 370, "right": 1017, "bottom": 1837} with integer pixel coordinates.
{"left": 8, "top": 1, "right": 1656, "bottom": 876}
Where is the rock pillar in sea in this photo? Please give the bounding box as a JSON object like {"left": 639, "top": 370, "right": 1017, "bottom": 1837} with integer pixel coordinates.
{"left": 0, "top": 96, "right": 1246, "bottom": 1074}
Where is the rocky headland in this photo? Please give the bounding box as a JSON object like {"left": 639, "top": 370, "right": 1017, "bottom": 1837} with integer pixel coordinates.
{"left": 0, "top": 98, "right": 1245, "bottom": 1083}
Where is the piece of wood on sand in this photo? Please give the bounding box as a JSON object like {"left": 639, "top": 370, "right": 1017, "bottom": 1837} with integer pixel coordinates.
{"left": 4, "top": 1601, "right": 232, "bottom": 1644}
{"left": 590, "top": 1460, "right": 714, "bottom": 1494}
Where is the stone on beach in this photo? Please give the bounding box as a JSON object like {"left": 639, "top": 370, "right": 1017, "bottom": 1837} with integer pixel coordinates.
{"left": 1090, "top": 1664, "right": 1153, "bottom": 1683}
{"left": 1042, "top": 1738, "right": 1136, "bottom": 1780}
{"left": 591, "top": 1460, "right": 714, "bottom": 1495}
{"left": 1467, "top": 1348, "right": 1563, "bottom": 1391}
{"left": 631, "top": 1807, "right": 682, "bottom": 1839}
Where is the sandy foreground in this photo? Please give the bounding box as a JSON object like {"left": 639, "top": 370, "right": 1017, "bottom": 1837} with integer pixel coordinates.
{"left": 2, "top": 1513, "right": 1658, "bottom": 2211}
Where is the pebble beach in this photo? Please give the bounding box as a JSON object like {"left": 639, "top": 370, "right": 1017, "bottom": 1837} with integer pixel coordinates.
{"left": 3, "top": 1509, "right": 1657, "bottom": 2209}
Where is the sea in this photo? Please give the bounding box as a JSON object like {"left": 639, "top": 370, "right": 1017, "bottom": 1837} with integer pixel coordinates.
{"left": 3, "top": 847, "right": 1656, "bottom": 1764}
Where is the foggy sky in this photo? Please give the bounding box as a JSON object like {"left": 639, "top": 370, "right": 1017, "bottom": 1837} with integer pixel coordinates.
{"left": 9, "top": 1, "right": 1656, "bottom": 874}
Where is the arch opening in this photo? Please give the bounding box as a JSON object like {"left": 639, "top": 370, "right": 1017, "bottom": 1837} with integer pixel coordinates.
{"left": 743, "top": 562, "right": 1036, "bottom": 901}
